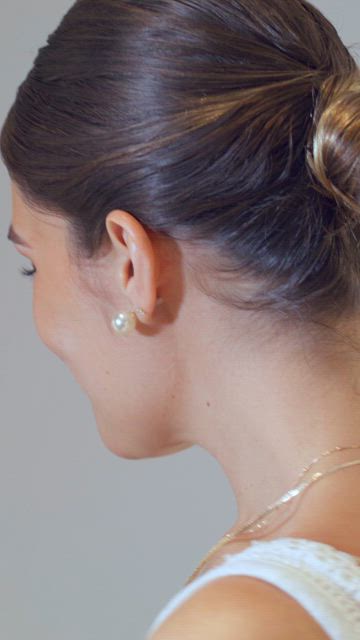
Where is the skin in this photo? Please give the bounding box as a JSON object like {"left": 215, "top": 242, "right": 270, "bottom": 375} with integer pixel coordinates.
{"left": 9, "top": 180, "right": 360, "bottom": 570}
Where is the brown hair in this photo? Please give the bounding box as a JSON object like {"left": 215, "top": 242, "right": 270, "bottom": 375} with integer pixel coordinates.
{"left": 2, "top": 0, "right": 360, "bottom": 331}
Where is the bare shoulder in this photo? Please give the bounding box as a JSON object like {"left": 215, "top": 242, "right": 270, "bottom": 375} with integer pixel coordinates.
{"left": 150, "top": 575, "right": 329, "bottom": 639}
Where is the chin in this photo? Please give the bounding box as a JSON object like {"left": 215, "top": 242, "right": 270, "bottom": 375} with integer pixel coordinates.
{"left": 99, "top": 437, "right": 192, "bottom": 461}
{"left": 160, "top": 442, "right": 194, "bottom": 455}
{"left": 90, "top": 401, "right": 193, "bottom": 459}
{"left": 91, "top": 414, "right": 149, "bottom": 459}
{"left": 96, "top": 420, "right": 193, "bottom": 461}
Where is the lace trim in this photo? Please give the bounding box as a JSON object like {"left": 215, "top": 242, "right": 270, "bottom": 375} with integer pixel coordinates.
{"left": 222, "top": 537, "right": 360, "bottom": 625}
{"left": 147, "top": 537, "right": 360, "bottom": 639}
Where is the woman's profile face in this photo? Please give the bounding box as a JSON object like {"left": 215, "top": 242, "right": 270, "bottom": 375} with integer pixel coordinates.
{"left": 9, "top": 181, "right": 191, "bottom": 459}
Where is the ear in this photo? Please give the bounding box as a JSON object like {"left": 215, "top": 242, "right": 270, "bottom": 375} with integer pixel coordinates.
{"left": 105, "top": 209, "right": 159, "bottom": 321}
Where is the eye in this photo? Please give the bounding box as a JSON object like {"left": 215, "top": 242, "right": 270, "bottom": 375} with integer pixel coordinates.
{"left": 20, "top": 263, "right": 37, "bottom": 277}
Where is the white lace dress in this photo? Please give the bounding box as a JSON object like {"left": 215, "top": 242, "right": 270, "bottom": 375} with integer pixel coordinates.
{"left": 146, "top": 537, "right": 360, "bottom": 640}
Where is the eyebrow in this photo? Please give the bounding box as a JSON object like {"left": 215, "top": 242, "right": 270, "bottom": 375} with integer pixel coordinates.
{"left": 7, "top": 224, "right": 31, "bottom": 248}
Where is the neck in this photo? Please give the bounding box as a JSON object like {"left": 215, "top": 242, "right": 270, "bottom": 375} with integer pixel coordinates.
{"left": 176, "top": 310, "right": 360, "bottom": 550}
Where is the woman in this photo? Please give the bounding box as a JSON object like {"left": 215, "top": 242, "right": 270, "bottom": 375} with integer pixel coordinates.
{"left": 3, "top": 0, "right": 360, "bottom": 638}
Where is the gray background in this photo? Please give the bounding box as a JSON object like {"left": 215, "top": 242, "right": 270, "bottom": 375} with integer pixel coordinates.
{"left": 1, "top": 2, "right": 359, "bottom": 639}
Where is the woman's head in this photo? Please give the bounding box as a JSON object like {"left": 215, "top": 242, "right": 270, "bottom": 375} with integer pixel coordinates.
{"left": 3, "top": 0, "right": 360, "bottom": 457}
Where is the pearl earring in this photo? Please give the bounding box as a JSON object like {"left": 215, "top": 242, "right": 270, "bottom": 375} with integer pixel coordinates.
{"left": 111, "top": 307, "right": 147, "bottom": 335}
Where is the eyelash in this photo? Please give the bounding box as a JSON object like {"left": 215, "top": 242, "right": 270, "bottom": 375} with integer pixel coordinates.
{"left": 20, "top": 264, "right": 37, "bottom": 277}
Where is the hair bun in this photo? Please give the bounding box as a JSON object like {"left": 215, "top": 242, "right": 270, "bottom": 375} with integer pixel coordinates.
{"left": 306, "top": 71, "right": 360, "bottom": 219}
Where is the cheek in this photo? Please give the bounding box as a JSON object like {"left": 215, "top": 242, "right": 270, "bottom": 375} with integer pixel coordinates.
{"left": 31, "top": 272, "right": 110, "bottom": 380}
{"left": 32, "top": 276, "right": 75, "bottom": 362}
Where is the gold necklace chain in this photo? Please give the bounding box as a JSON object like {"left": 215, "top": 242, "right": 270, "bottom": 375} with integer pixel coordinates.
{"left": 185, "top": 444, "right": 360, "bottom": 586}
